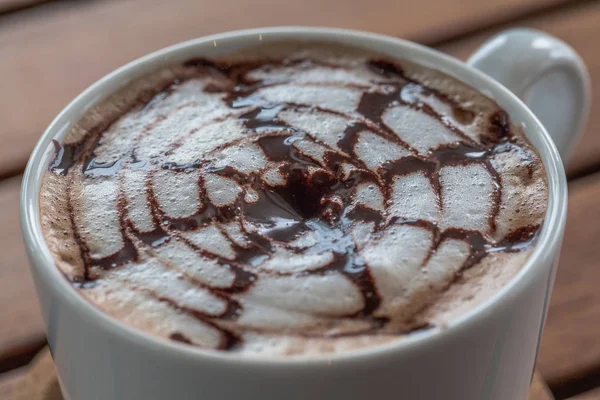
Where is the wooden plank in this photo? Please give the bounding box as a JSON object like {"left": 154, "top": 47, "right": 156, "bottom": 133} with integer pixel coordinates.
{"left": 538, "top": 172, "right": 600, "bottom": 386}
{"left": 0, "top": 368, "right": 24, "bottom": 400}
{"left": 530, "top": 372, "right": 555, "bottom": 400}
{"left": 571, "top": 388, "right": 600, "bottom": 400}
{"left": 0, "top": 0, "right": 597, "bottom": 385}
{"left": 7, "top": 348, "right": 61, "bottom": 400}
{"left": 0, "top": 0, "right": 51, "bottom": 15}
{"left": 0, "top": 176, "right": 45, "bottom": 372}
{"left": 0, "top": 0, "right": 570, "bottom": 177}
{"left": 439, "top": 0, "right": 600, "bottom": 178}
{"left": 0, "top": 347, "right": 554, "bottom": 400}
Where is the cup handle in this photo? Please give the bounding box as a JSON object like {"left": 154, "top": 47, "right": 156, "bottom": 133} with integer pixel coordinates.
{"left": 467, "top": 28, "right": 590, "bottom": 162}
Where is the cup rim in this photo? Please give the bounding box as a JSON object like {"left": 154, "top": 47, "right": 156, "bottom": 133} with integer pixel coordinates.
{"left": 20, "top": 26, "right": 567, "bottom": 366}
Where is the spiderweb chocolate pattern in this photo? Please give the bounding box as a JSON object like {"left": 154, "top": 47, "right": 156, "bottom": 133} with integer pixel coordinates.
{"left": 40, "top": 44, "right": 547, "bottom": 355}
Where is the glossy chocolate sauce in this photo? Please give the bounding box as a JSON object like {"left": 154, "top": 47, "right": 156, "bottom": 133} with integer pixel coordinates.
{"left": 41, "top": 45, "right": 547, "bottom": 355}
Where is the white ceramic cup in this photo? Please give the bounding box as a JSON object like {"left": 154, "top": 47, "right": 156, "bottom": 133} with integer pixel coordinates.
{"left": 21, "top": 27, "right": 589, "bottom": 400}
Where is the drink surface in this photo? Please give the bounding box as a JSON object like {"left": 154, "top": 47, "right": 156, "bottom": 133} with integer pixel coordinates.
{"left": 39, "top": 42, "right": 548, "bottom": 356}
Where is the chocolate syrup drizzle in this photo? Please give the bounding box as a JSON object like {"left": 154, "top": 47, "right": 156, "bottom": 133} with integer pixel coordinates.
{"left": 49, "top": 55, "right": 542, "bottom": 351}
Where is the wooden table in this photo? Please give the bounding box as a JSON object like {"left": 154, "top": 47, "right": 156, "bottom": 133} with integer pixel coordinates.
{"left": 1, "top": 0, "right": 599, "bottom": 398}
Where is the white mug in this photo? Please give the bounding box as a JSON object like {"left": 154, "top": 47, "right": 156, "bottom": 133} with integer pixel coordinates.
{"left": 21, "top": 27, "right": 589, "bottom": 400}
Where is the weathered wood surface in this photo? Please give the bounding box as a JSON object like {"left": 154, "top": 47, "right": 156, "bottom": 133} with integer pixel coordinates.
{"left": 0, "top": 176, "right": 45, "bottom": 373}
{"left": 1, "top": 0, "right": 600, "bottom": 397}
{"left": 0, "top": 0, "right": 573, "bottom": 176}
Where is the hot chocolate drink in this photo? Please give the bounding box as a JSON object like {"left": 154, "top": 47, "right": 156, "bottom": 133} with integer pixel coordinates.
{"left": 39, "top": 42, "right": 548, "bottom": 356}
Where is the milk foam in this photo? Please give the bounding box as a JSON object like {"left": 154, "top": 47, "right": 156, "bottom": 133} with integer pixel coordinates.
{"left": 39, "top": 42, "right": 548, "bottom": 356}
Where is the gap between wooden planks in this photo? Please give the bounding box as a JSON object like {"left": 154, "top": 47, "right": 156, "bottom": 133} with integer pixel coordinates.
{"left": 571, "top": 388, "right": 600, "bottom": 400}
{"left": 0, "top": 0, "right": 572, "bottom": 178}
{"left": 0, "top": 348, "right": 556, "bottom": 400}
{"left": 0, "top": 0, "right": 51, "bottom": 15}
